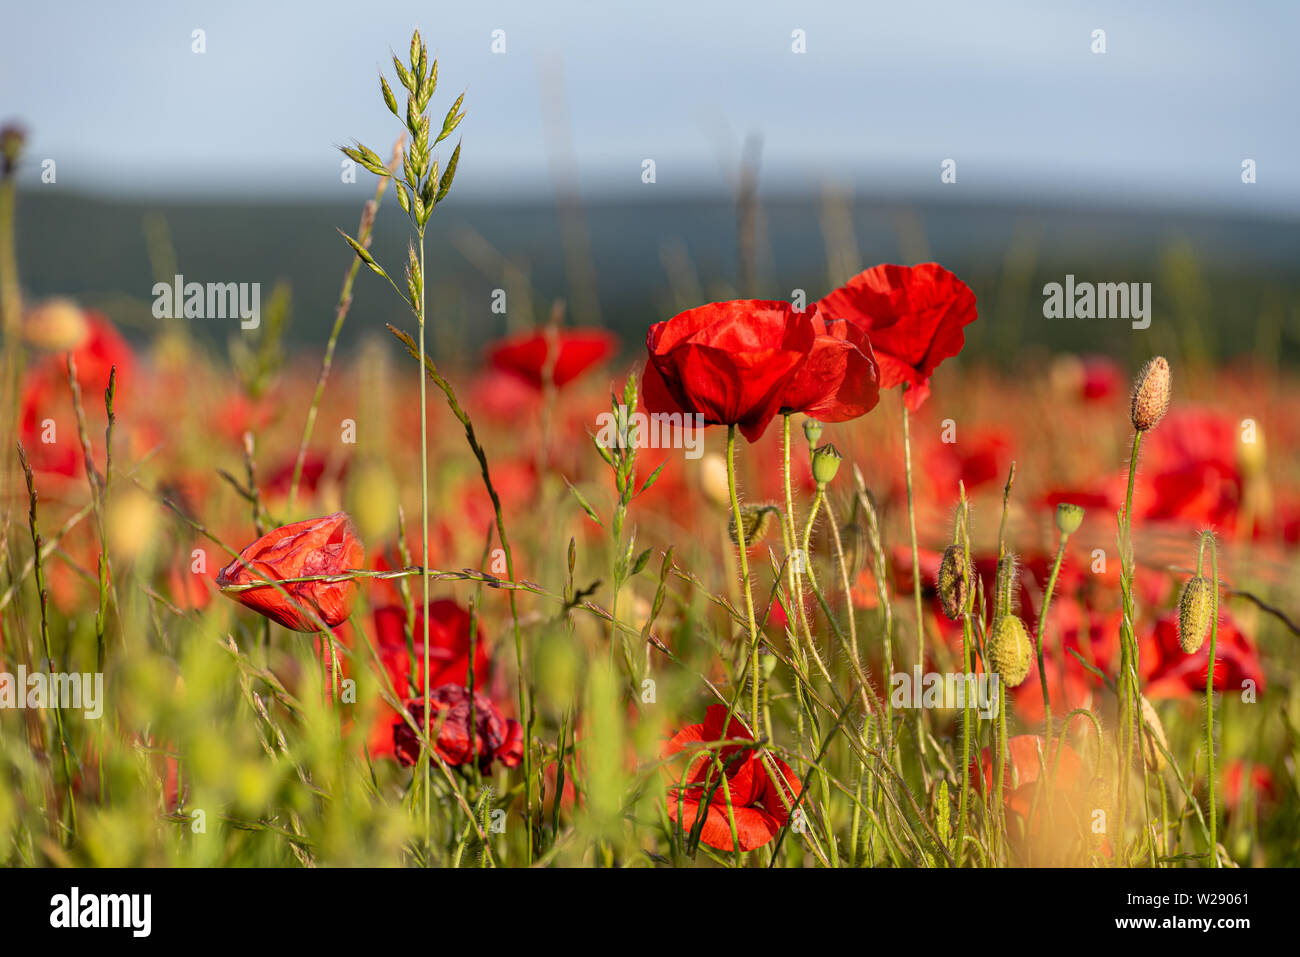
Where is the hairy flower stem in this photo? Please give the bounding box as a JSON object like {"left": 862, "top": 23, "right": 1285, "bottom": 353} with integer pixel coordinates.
{"left": 1117, "top": 430, "right": 1143, "bottom": 858}
{"left": 726, "top": 425, "right": 763, "bottom": 732}
{"left": 1035, "top": 531, "right": 1069, "bottom": 734}
{"left": 955, "top": 487, "right": 975, "bottom": 863}
{"left": 901, "top": 392, "right": 929, "bottom": 759}
{"left": 1201, "top": 532, "right": 1220, "bottom": 866}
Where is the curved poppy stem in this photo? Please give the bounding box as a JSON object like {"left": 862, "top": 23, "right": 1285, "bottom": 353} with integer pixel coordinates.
{"left": 726, "top": 425, "right": 763, "bottom": 733}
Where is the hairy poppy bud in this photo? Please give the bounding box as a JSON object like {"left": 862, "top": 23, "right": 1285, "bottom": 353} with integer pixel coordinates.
{"left": 811, "top": 443, "right": 842, "bottom": 485}
{"left": 937, "top": 544, "right": 971, "bottom": 620}
{"left": 728, "top": 504, "right": 777, "bottom": 547}
{"left": 216, "top": 512, "right": 364, "bottom": 632}
{"left": 802, "top": 417, "right": 823, "bottom": 445}
{"left": 1055, "top": 502, "right": 1085, "bottom": 536}
{"left": 1130, "top": 356, "right": 1171, "bottom": 432}
{"left": 1177, "top": 575, "right": 1214, "bottom": 653}
{"left": 987, "top": 615, "right": 1032, "bottom": 687}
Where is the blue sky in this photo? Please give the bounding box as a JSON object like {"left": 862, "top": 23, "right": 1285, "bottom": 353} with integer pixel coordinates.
{"left": 3, "top": 0, "right": 1297, "bottom": 212}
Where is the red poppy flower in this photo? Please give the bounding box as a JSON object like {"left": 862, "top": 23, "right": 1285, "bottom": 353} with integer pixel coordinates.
{"left": 372, "top": 598, "right": 492, "bottom": 698}
{"left": 779, "top": 307, "right": 880, "bottom": 421}
{"left": 663, "top": 704, "right": 801, "bottom": 851}
{"left": 1139, "top": 609, "right": 1265, "bottom": 700}
{"left": 216, "top": 512, "right": 364, "bottom": 632}
{"left": 644, "top": 300, "right": 815, "bottom": 442}
{"left": 488, "top": 327, "right": 619, "bottom": 389}
{"left": 816, "top": 263, "right": 977, "bottom": 411}
{"left": 393, "top": 684, "right": 523, "bottom": 771}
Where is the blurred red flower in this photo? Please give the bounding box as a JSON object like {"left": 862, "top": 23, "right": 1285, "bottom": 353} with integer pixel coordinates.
{"left": 488, "top": 327, "right": 618, "bottom": 389}
{"left": 779, "top": 308, "right": 880, "bottom": 422}
{"left": 972, "top": 733, "right": 1084, "bottom": 823}
{"left": 19, "top": 310, "right": 134, "bottom": 478}
{"left": 216, "top": 512, "right": 363, "bottom": 632}
{"left": 1140, "top": 608, "right": 1264, "bottom": 700}
{"left": 644, "top": 300, "right": 814, "bottom": 442}
{"left": 816, "top": 263, "right": 977, "bottom": 411}
{"left": 393, "top": 684, "right": 523, "bottom": 771}
{"left": 663, "top": 704, "right": 801, "bottom": 851}
{"left": 373, "top": 598, "right": 491, "bottom": 699}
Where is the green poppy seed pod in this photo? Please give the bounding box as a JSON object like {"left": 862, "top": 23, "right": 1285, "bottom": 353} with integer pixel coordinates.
{"left": 1177, "top": 575, "right": 1214, "bottom": 654}
{"left": 1130, "top": 356, "right": 1171, "bottom": 432}
{"left": 1055, "top": 502, "right": 1085, "bottom": 536}
{"left": 728, "top": 504, "right": 777, "bottom": 548}
{"left": 987, "top": 615, "right": 1032, "bottom": 688}
{"left": 937, "top": 544, "right": 971, "bottom": 620}
{"left": 803, "top": 418, "right": 824, "bottom": 446}
{"left": 811, "top": 443, "right": 842, "bottom": 485}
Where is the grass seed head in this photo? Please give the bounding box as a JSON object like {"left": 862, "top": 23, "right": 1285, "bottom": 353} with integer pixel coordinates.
{"left": 937, "top": 543, "right": 971, "bottom": 620}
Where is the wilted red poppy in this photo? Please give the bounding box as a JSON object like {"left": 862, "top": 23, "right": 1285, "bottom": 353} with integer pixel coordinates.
{"left": 663, "top": 704, "right": 801, "bottom": 852}
{"left": 816, "top": 263, "right": 977, "bottom": 411}
{"left": 488, "top": 327, "right": 619, "bottom": 389}
{"left": 779, "top": 307, "right": 880, "bottom": 422}
{"left": 216, "top": 512, "right": 364, "bottom": 632}
{"left": 644, "top": 300, "right": 814, "bottom": 442}
{"left": 393, "top": 684, "right": 523, "bottom": 771}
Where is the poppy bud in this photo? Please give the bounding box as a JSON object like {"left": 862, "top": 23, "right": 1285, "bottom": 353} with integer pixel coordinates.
{"left": 802, "top": 418, "right": 823, "bottom": 445}
{"left": 1055, "top": 502, "right": 1085, "bottom": 536}
{"left": 728, "top": 504, "right": 777, "bottom": 547}
{"left": 937, "top": 544, "right": 971, "bottom": 620}
{"left": 811, "top": 443, "right": 842, "bottom": 485}
{"left": 216, "top": 512, "right": 364, "bottom": 632}
{"left": 1130, "top": 356, "right": 1171, "bottom": 432}
{"left": 987, "top": 615, "right": 1032, "bottom": 687}
{"left": 1177, "top": 575, "right": 1214, "bottom": 653}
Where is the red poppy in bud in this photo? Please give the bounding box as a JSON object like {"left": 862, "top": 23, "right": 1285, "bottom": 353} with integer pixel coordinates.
{"left": 216, "top": 512, "right": 364, "bottom": 632}
{"left": 644, "top": 300, "right": 815, "bottom": 442}
{"left": 779, "top": 308, "right": 881, "bottom": 421}
{"left": 393, "top": 684, "right": 523, "bottom": 771}
{"left": 816, "top": 263, "right": 977, "bottom": 411}
{"left": 487, "top": 327, "right": 619, "bottom": 389}
{"left": 663, "top": 704, "right": 801, "bottom": 851}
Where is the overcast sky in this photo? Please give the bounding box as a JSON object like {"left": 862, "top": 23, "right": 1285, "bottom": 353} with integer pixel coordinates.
{"left": 3, "top": 0, "right": 1297, "bottom": 212}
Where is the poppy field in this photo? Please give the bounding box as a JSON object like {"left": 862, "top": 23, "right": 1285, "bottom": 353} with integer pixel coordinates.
{"left": 1, "top": 30, "right": 1298, "bottom": 872}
